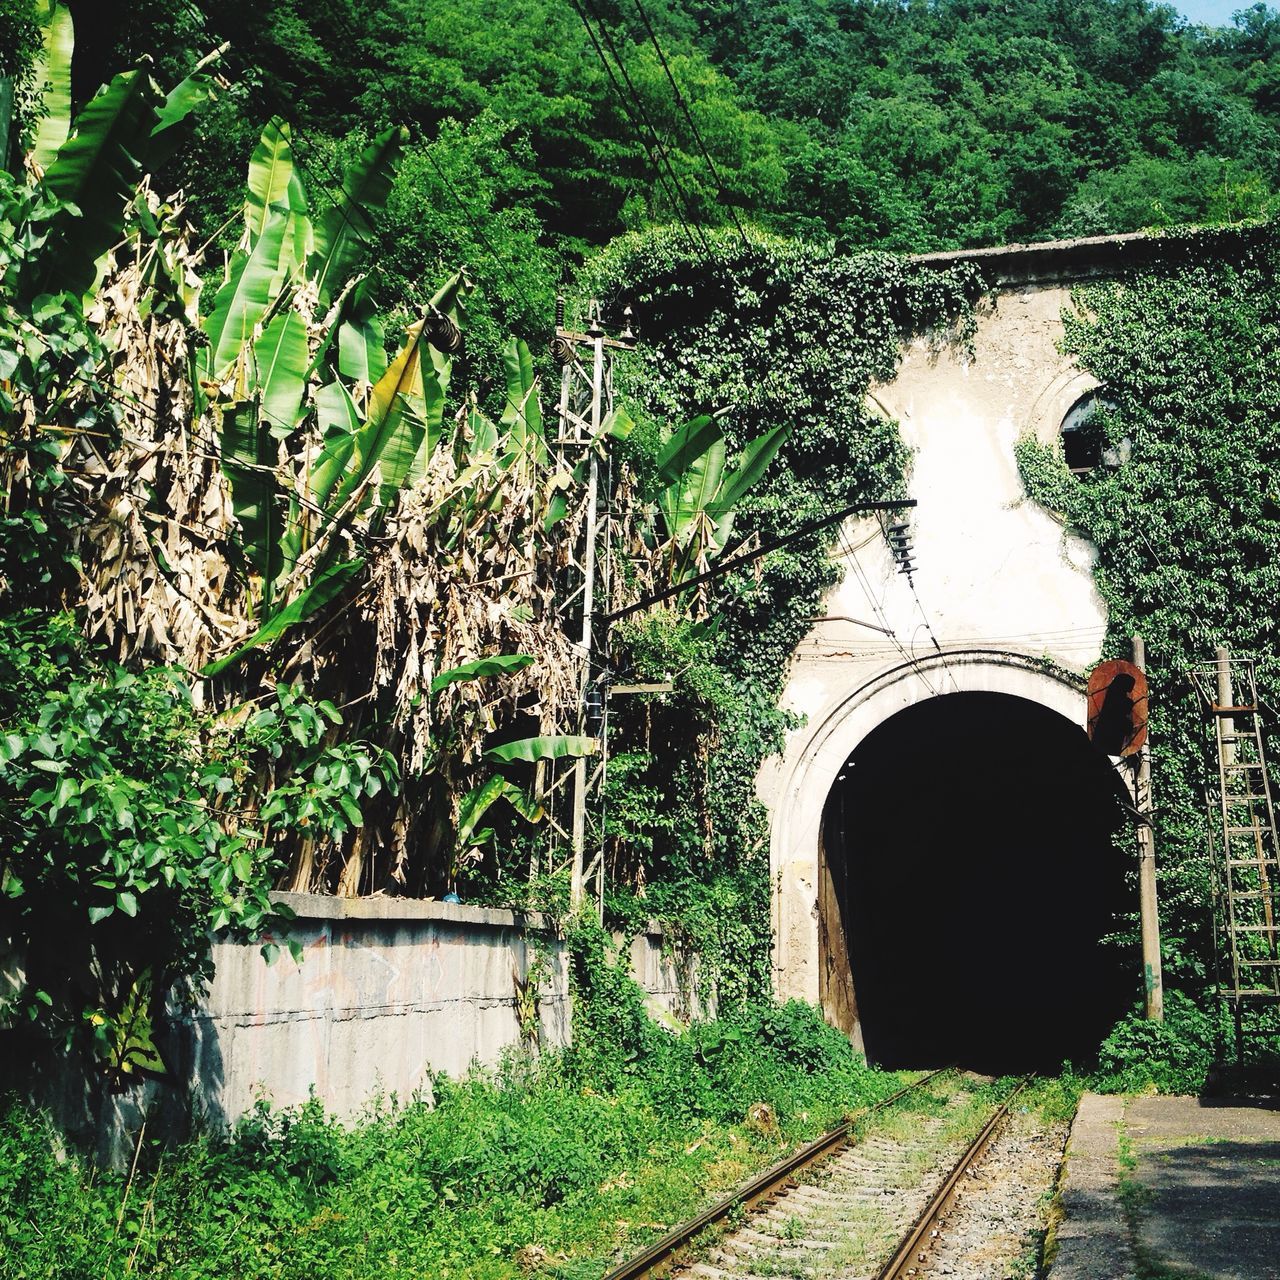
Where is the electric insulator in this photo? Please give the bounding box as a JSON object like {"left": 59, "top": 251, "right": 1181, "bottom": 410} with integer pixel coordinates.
{"left": 424, "top": 309, "right": 462, "bottom": 353}
{"left": 584, "top": 685, "right": 605, "bottom": 737}
{"left": 549, "top": 335, "right": 574, "bottom": 366}
{"left": 555, "top": 295, "right": 566, "bottom": 329}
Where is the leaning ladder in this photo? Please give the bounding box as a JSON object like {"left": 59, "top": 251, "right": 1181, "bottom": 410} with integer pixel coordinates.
{"left": 1191, "top": 653, "right": 1280, "bottom": 1060}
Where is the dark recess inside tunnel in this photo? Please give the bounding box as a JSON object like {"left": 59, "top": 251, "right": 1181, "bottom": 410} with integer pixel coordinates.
{"left": 823, "top": 690, "right": 1136, "bottom": 1074}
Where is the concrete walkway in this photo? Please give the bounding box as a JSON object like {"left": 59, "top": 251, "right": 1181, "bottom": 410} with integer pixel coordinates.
{"left": 1048, "top": 1092, "right": 1280, "bottom": 1280}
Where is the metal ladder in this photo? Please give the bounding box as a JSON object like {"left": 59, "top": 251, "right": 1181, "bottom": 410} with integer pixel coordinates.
{"left": 1191, "top": 653, "right": 1280, "bottom": 1061}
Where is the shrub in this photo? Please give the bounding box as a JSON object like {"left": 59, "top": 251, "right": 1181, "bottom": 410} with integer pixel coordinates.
{"left": 1094, "top": 991, "right": 1218, "bottom": 1094}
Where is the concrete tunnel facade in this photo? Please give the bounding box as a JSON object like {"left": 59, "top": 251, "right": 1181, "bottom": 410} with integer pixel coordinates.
{"left": 757, "top": 237, "right": 1144, "bottom": 1069}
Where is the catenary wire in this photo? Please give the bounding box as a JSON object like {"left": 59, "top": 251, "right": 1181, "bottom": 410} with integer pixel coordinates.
{"left": 627, "top": 0, "right": 750, "bottom": 248}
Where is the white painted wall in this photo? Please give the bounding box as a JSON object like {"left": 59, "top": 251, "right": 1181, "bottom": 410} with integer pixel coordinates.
{"left": 759, "top": 281, "right": 1110, "bottom": 1009}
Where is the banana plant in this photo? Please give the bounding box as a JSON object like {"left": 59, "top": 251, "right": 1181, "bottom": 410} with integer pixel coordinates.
{"left": 17, "top": 2, "right": 216, "bottom": 304}
{"left": 653, "top": 415, "right": 791, "bottom": 584}
{"left": 199, "top": 120, "right": 481, "bottom": 674}
{"left": 416, "top": 656, "right": 596, "bottom": 886}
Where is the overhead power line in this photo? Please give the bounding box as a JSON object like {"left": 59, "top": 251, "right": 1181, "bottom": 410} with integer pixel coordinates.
{"left": 569, "top": 0, "right": 714, "bottom": 259}
{"left": 628, "top": 0, "right": 750, "bottom": 249}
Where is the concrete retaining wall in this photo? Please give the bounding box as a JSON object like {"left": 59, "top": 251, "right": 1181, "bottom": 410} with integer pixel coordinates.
{"left": 170, "top": 893, "right": 701, "bottom": 1127}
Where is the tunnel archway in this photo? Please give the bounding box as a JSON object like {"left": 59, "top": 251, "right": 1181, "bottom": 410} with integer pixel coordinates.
{"left": 820, "top": 690, "right": 1134, "bottom": 1072}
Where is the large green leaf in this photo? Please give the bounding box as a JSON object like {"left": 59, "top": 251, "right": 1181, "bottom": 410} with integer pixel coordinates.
{"left": 245, "top": 119, "right": 295, "bottom": 245}
{"left": 253, "top": 311, "right": 308, "bottom": 439}
{"left": 39, "top": 68, "right": 160, "bottom": 297}
{"left": 655, "top": 414, "right": 722, "bottom": 487}
{"left": 202, "top": 559, "right": 363, "bottom": 676}
{"left": 146, "top": 61, "right": 217, "bottom": 170}
{"left": 309, "top": 380, "right": 361, "bottom": 512}
{"left": 708, "top": 422, "right": 791, "bottom": 520}
{"left": 31, "top": 1, "right": 74, "bottom": 171}
{"left": 659, "top": 434, "right": 726, "bottom": 541}
{"left": 603, "top": 404, "right": 636, "bottom": 441}
{"left": 456, "top": 776, "right": 543, "bottom": 849}
{"left": 219, "top": 401, "right": 281, "bottom": 586}
{"left": 335, "top": 318, "right": 429, "bottom": 510}
{"left": 500, "top": 338, "right": 545, "bottom": 470}
{"left": 308, "top": 126, "right": 405, "bottom": 305}
{"left": 419, "top": 271, "right": 471, "bottom": 474}
{"left": 336, "top": 278, "right": 387, "bottom": 386}
{"left": 202, "top": 205, "right": 290, "bottom": 379}
{"left": 430, "top": 654, "right": 534, "bottom": 694}
{"left": 484, "top": 735, "right": 599, "bottom": 764}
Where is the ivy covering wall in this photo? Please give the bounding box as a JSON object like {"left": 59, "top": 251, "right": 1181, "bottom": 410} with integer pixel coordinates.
{"left": 576, "top": 229, "right": 982, "bottom": 1005}
{"left": 1017, "top": 226, "right": 1280, "bottom": 994}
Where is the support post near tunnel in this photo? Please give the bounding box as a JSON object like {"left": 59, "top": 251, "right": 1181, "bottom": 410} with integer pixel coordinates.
{"left": 1133, "top": 634, "right": 1164, "bottom": 1021}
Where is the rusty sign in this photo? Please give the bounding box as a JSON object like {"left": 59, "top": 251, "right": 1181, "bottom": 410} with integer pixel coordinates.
{"left": 1087, "top": 658, "right": 1149, "bottom": 757}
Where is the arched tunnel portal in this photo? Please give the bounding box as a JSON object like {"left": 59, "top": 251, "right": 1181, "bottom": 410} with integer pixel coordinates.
{"left": 768, "top": 654, "right": 1138, "bottom": 1075}
{"left": 822, "top": 691, "right": 1134, "bottom": 1072}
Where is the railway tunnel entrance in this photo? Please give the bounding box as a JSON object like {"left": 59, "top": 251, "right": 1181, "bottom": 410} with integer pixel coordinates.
{"left": 819, "top": 690, "right": 1134, "bottom": 1073}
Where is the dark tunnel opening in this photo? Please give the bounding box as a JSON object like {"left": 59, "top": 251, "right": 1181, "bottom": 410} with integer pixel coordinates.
{"left": 822, "top": 690, "right": 1136, "bottom": 1074}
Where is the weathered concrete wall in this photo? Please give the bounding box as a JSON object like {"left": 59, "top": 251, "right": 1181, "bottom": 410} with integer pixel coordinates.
{"left": 169, "top": 894, "right": 697, "bottom": 1127}
{"left": 172, "top": 894, "right": 568, "bottom": 1125}
{"left": 759, "top": 250, "right": 1115, "bottom": 1019}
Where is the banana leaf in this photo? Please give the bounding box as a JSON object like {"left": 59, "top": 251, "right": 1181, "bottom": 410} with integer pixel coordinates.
{"left": 218, "top": 400, "right": 282, "bottom": 587}
{"left": 654, "top": 414, "right": 722, "bottom": 488}
{"left": 336, "top": 277, "right": 387, "bottom": 386}
{"left": 309, "top": 379, "right": 361, "bottom": 511}
{"left": 253, "top": 310, "right": 308, "bottom": 439}
{"left": 202, "top": 204, "right": 290, "bottom": 379}
{"left": 202, "top": 558, "right": 363, "bottom": 676}
{"left": 658, "top": 433, "right": 726, "bottom": 542}
{"left": 38, "top": 69, "right": 161, "bottom": 298}
{"left": 456, "top": 776, "right": 544, "bottom": 849}
{"left": 146, "top": 59, "right": 217, "bottom": 170}
{"left": 334, "top": 273, "right": 467, "bottom": 513}
{"left": 334, "top": 318, "right": 429, "bottom": 511}
{"left": 308, "top": 125, "right": 405, "bottom": 305}
{"left": 245, "top": 118, "right": 296, "bottom": 244}
{"left": 30, "top": 1, "right": 73, "bottom": 170}
{"left": 500, "top": 338, "right": 545, "bottom": 470}
{"left": 484, "top": 735, "right": 599, "bottom": 764}
{"left": 282, "top": 168, "right": 313, "bottom": 275}
{"left": 706, "top": 422, "right": 790, "bottom": 521}
{"left": 602, "top": 404, "right": 636, "bottom": 441}
{"left": 430, "top": 654, "right": 534, "bottom": 694}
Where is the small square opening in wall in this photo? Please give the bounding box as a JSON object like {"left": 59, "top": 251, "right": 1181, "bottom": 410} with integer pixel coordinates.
{"left": 1061, "top": 391, "right": 1127, "bottom": 476}
{"left": 1061, "top": 392, "right": 1105, "bottom": 474}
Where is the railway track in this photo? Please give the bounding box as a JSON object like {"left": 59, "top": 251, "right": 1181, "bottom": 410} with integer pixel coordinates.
{"left": 602, "top": 1071, "right": 1042, "bottom": 1280}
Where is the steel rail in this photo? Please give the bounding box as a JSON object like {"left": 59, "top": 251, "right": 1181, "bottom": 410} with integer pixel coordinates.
{"left": 874, "top": 1075, "right": 1035, "bottom": 1280}
{"left": 600, "top": 1065, "right": 955, "bottom": 1280}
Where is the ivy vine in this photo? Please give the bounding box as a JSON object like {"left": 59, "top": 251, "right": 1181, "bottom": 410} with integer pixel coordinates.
{"left": 581, "top": 228, "right": 983, "bottom": 1004}
{"left": 1016, "top": 226, "right": 1280, "bottom": 991}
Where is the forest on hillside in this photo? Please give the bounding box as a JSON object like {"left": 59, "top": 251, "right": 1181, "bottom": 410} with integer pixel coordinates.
{"left": 10, "top": 0, "right": 1279, "bottom": 351}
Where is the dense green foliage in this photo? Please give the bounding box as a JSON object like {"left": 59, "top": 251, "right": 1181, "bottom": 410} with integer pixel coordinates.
{"left": 1017, "top": 226, "right": 1280, "bottom": 1078}
{"left": 0, "top": 606, "right": 398, "bottom": 1075}
{"left": 45, "top": 0, "right": 1280, "bottom": 362}
{"left": 0, "top": 1001, "right": 897, "bottom": 1280}
{"left": 573, "top": 229, "right": 981, "bottom": 1000}
{"left": 1094, "top": 991, "right": 1220, "bottom": 1094}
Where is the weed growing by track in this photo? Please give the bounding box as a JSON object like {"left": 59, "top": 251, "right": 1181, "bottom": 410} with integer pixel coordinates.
{"left": 0, "top": 1002, "right": 908, "bottom": 1280}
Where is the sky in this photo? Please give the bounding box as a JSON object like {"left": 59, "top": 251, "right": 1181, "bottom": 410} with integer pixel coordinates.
{"left": 1171, "top": 0, "right": 1252, "bottom": 25}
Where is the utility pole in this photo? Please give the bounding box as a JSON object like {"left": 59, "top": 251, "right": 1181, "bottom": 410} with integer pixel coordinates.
{"left": 551, "top": 298, "right": 633, "bottom": 913}
{"left": 1132, "top": 634, "right": 1164, "bottom": 1021}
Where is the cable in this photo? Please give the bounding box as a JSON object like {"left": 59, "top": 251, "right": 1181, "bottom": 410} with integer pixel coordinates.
{"left": 628, "top": 0, "right": 750, "bottom": 249}
{"left": 905, "top": 571, "right": 961, "bottom": 693}
{"left": 569, "top": 0, "right": 714, "bottom": 259}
